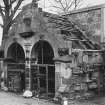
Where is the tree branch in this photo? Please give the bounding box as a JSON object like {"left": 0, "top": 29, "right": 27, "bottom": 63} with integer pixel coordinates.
{"left": 3, "top": 0, "right": 7, "bottom": 6}
{"left": 75, "top": 0, "right": 83, "bottom": 9}
{"left": 3, "top": 0, "right": 24, "bottom": 32}
{"left": 10, "top": 0, "right": 24, "bottom": 19}
{"left": 0, "top": 5, "right": 5, "bottom": 20}
{"left": 51, "top": 5, "right": 63, "bottom": 10}
{"left": 10, "top": 0, "right": 17, "bottom": 5}
{"left": 51, "top": 0, "right": 83, "bottom": 14}
{"left": 57, "top": 0, "right": 65, "bottom": 11}
{"left": 67, "top": 0, "right": 76, "bottom": 11}
{"left": 64, "top": 0, "right": 68, "bottom": 8}
{"left": 9, "top": 0, "right": 17, "bottom": 10}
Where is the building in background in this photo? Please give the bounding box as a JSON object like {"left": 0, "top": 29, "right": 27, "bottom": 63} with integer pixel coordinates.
{"left": 69, "top": 4, "right": 105, "bottom": 46}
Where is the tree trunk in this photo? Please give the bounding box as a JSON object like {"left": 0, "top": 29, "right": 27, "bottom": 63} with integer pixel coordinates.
{"left": 1, "top": 25, "right": 10, "bottom": 48}
{"left": 3, "top": 29, "right": 8, "bottom": 39}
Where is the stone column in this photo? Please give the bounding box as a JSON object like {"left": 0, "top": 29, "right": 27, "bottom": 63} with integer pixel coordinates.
{"left": 23, "top": 43, "right": 32, "bottom": 97}
{"left": 55, "top": 62, "right": 62, "bottom": 92}
{"left": 25, "top": 55, "right": 31, "bottom": 90}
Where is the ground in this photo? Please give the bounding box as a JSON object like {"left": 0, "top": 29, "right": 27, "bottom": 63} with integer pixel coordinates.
{"left": 0, "top": 91, "right": 55, "bottom": 105}
{"left": 0, "top": 91, "right": 104, "bottom": 105}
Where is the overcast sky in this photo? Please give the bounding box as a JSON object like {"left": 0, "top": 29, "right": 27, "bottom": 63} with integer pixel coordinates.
{"left": 39, "top": 0, "right": 105, "bottom": 12}
{"left": 0, "top": 0, "right": 105, "bottom": 45}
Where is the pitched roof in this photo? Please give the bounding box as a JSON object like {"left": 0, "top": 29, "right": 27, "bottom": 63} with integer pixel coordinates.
{"left": 44, "top": 13, "right": 101, "bottom": 50}
{"left": 12, "top": 3, "right": 101, "bottom": 50}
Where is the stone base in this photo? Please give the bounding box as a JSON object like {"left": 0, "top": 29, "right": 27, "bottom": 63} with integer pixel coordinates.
{"left": 1, "top": 81, "right": 8, "bottom": 91}
{"left": 23, "top": 90, "right": 33, "bottom": 98}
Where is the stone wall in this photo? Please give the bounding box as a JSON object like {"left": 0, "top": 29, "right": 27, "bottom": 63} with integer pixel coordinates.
{"left": 55, "top": 51, "right": 104, "bottom": 100}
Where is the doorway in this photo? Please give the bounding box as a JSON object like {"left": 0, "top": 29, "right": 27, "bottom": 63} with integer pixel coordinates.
{"left": 31, "top": 40, "right": 55, "bottom": 98}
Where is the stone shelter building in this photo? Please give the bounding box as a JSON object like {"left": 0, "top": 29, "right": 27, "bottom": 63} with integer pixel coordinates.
{"left": 0, "top": 2, "right": 105, "bottom": 99}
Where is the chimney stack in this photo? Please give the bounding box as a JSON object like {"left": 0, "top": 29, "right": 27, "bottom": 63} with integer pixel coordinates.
{"left": 32, "top": 0, "right": 39, "bottom": 7}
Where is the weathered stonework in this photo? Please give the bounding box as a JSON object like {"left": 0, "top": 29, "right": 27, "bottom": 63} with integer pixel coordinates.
{"left": 1, "top": 3, "right": 105, "bottom": 100}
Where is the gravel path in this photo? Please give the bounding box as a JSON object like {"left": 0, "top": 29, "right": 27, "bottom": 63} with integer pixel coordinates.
{"left": 0, "top": 91, "right": 55, "bottom": 105}
{"left": 0, "top": 91, "right": 103, "bottom": 105}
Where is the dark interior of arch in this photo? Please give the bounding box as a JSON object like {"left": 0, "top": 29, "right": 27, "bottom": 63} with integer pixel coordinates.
{"left": 7, "top": 42, "right": 25, "bottom": 63}
{"left": 31, "top": 40, "right": 54, "bottom": 64}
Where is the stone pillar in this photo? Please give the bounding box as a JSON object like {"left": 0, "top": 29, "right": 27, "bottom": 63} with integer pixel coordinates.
{"left": 55, "top": 62, "right": 62, "bottom": 92}
{"left": 25, "top": 57, "right": 31, "bottom": 90}
{"left": 23, "top": 43, "right": 32, "bottom": 97}
{"left": 1, "top": 59, "right": 8, "bottom": 91}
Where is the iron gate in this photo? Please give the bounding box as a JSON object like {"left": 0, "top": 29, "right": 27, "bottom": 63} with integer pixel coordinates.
{"left": 7, "top": 63, "right": 25, "bottom": 92}
{"left": 31, "top": 64, "right": 55, "bottom": 98}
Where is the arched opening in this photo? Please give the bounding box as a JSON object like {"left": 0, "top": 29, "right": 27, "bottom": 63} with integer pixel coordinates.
{"left": 31, "top": 40, "right": 55, "bottom": 97}
{"left": 7, "top": 43, "right": 25, "bottom": 62}
{"left": 6, "top": 42, "right": 25, "bottom": 92}
{"left": 31, "top": 40, "right": 54, "bottom": 64}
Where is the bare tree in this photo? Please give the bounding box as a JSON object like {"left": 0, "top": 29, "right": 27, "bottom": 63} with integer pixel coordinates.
{"left": 47, "top": 0, "right": 83, "bottom": 14}
{"left": 0, "top": 0, "right": 33, "bottom": 40}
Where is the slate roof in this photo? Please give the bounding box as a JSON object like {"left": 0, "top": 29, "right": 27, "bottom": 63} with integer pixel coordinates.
{"left": 43, "top": 12, "right": 101, "bottom": 50}
{"left": 12, "top": 3, "right": 101, "bottom": 50}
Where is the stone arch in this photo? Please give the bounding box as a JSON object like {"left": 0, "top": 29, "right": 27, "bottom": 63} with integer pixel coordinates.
{"left": 7, "top": 42, "right": 25, "bottom": 63}
{"left": 4, "top": 37, "right": 25, "bottom": 58}
{"left": 31, "top": 40, "right": 55, "bottom": 96}
{"left": 6, "top": 42, "right": 25, "bottom": 92}
{"left": 31, "top": 40, "right": 54, "bottom": 64}
{"left": 30, "top": 33, "right": 61, "bottom": 58}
